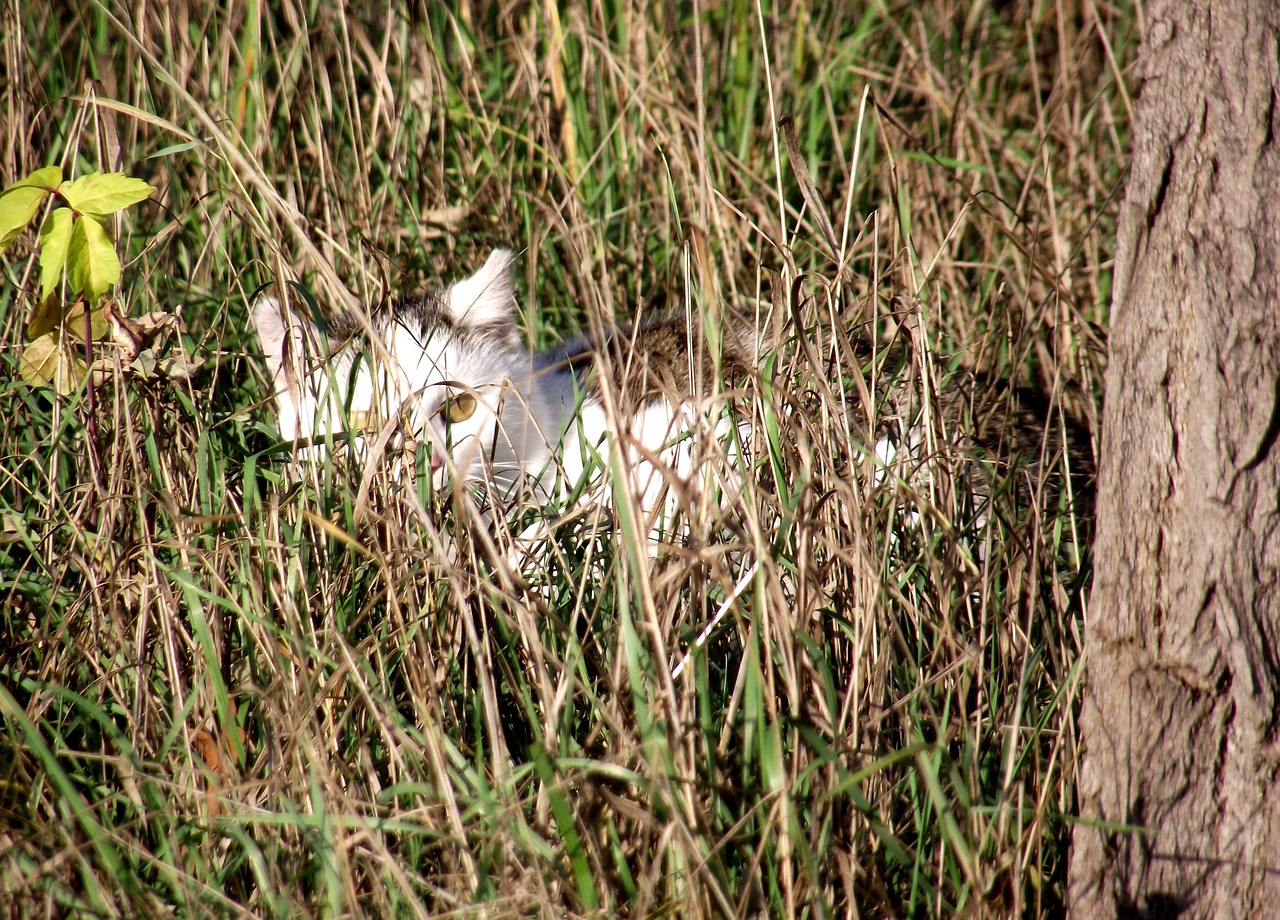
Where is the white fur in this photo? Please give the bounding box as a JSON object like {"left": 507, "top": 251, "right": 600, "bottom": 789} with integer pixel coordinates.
{"left": 253, "top": 249, "right": 742, "bottom": 537}
{"left": 446, "top": 248, "right": 518, "bottom": 327}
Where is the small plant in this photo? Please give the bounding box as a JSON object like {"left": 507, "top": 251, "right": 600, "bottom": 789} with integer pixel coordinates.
{"left": 0, "top": 165, "right": 168, "bottom": 394}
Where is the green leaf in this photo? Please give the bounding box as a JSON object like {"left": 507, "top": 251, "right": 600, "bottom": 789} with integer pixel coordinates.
{"left": 4, "top": 165, "right": 62, "bottom": 194}
{"left": 0, "top": 166, "right": 63, "bottom": 255}
{"left": 66, "top": 215, "right": 120, "bottom": 301}
{"left": 38, "top": 208, "right": 74, "bottom": 298}
{"left": 26, "top": 292, "right": 66, "bottom": 340}
{"left": 145, "top": 141, "right": 201, "bottom": 159}
{"left": 0, "top": 187, "right": 50, "bottom": 255}
{"left": 19, "top": 331, "right": 87, "bottom": 395}
{"left": 57, "top": 172, "right": 155, "bottom": 216}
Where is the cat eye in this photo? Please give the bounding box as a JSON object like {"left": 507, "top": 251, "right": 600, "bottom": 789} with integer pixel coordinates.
{"left": 442, "top": 391, "right": 478, "bottom": 424}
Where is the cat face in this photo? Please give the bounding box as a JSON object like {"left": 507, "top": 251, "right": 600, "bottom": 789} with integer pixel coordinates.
{"left": 254, "top": 249, "right": 550, "bottom": 492}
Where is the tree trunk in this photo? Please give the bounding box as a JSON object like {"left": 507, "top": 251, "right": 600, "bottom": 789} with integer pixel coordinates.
{"left": 1070, "top": 3, "right": 1280, "bottom": 917}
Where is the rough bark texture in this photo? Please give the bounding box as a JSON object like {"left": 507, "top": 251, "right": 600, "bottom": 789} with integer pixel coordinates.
{"left": 1069, "top": 3, "right": 1280, "bottom": 917}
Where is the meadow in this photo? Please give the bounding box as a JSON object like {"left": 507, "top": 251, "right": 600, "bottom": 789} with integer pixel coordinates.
{"left": 1, "top": 1, "right": 1130, "bottom": 916}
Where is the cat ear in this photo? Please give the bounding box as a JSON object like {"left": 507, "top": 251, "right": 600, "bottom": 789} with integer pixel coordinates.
{"left": 447, "top": 248, "right": 517, "bottom": 330}
{"left": 253, "top": 294, "right": 318, "bottom": 440}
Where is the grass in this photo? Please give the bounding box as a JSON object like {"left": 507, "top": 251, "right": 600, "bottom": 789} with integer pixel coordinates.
{"left": 0, "top": 0, "right": 1132, "bottom": 916}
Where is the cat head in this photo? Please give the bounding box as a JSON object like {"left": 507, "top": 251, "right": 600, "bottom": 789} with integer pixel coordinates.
{"left": 253, "top": 248, "right": 550, "bottom": 491}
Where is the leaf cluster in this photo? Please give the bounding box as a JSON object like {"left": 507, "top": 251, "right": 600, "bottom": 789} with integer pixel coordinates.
{"left": 0, "top": 166, "right": 155, "bottom": 393}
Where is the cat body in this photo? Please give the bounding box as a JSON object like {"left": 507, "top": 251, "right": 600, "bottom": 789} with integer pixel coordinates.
{"left": 254, "top": 250, "right": 753, "bottom": 532}
{"left": 253, "top": 249, "right": 1091, "bottom": 554}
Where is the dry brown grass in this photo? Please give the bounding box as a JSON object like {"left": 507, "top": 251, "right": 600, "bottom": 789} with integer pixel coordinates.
{"left": 0, "top": 1, "right": 1132, "bottom": 915}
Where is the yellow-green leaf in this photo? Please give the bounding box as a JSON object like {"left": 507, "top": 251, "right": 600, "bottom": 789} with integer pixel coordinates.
{"left": 18, "top": 332, "right": 58, "bottom": 388}
{"left": 66, "top": 215, "right": 120, "bottom": 301}
{"left": 65, "top": 300, "right": 110, "bottom": 344}
{"left": 0, "top": 187, "right": 49, "bottom": 255}
{"left": 38, "top": 208, "right": 74, "bottom": 298}
{"left": 0, "top": 167, "right": 63, "bottom": 254}
{"left": 5, "top": 166, "right": 62, "bottom": 193}
{"left": 26, "top": 292, "right": 66, "bottom": 340}
{"left": 19, "top": 331, "right": 87, "bottom": 395}
{"left": 56, "top": 340, "right": 89, "bottom": 396}
{"left": 57, "top": 172, "right": 155, "bottom": 216}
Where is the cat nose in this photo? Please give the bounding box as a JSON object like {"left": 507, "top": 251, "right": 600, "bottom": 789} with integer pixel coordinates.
{"left": 429, "top": 450, "right": 443, "bottom": 473}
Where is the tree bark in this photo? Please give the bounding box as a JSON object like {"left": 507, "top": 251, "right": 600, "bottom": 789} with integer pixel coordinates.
{"left": 1070, "top": 3, "right": 1280, "bottom": 917}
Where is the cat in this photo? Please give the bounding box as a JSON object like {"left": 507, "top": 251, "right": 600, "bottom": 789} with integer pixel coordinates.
{"left": 253, "top": 248, "right": 1093, "bottom": 555}
{"left": 253, "top": 249, "right": 758, "bottom": 537}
